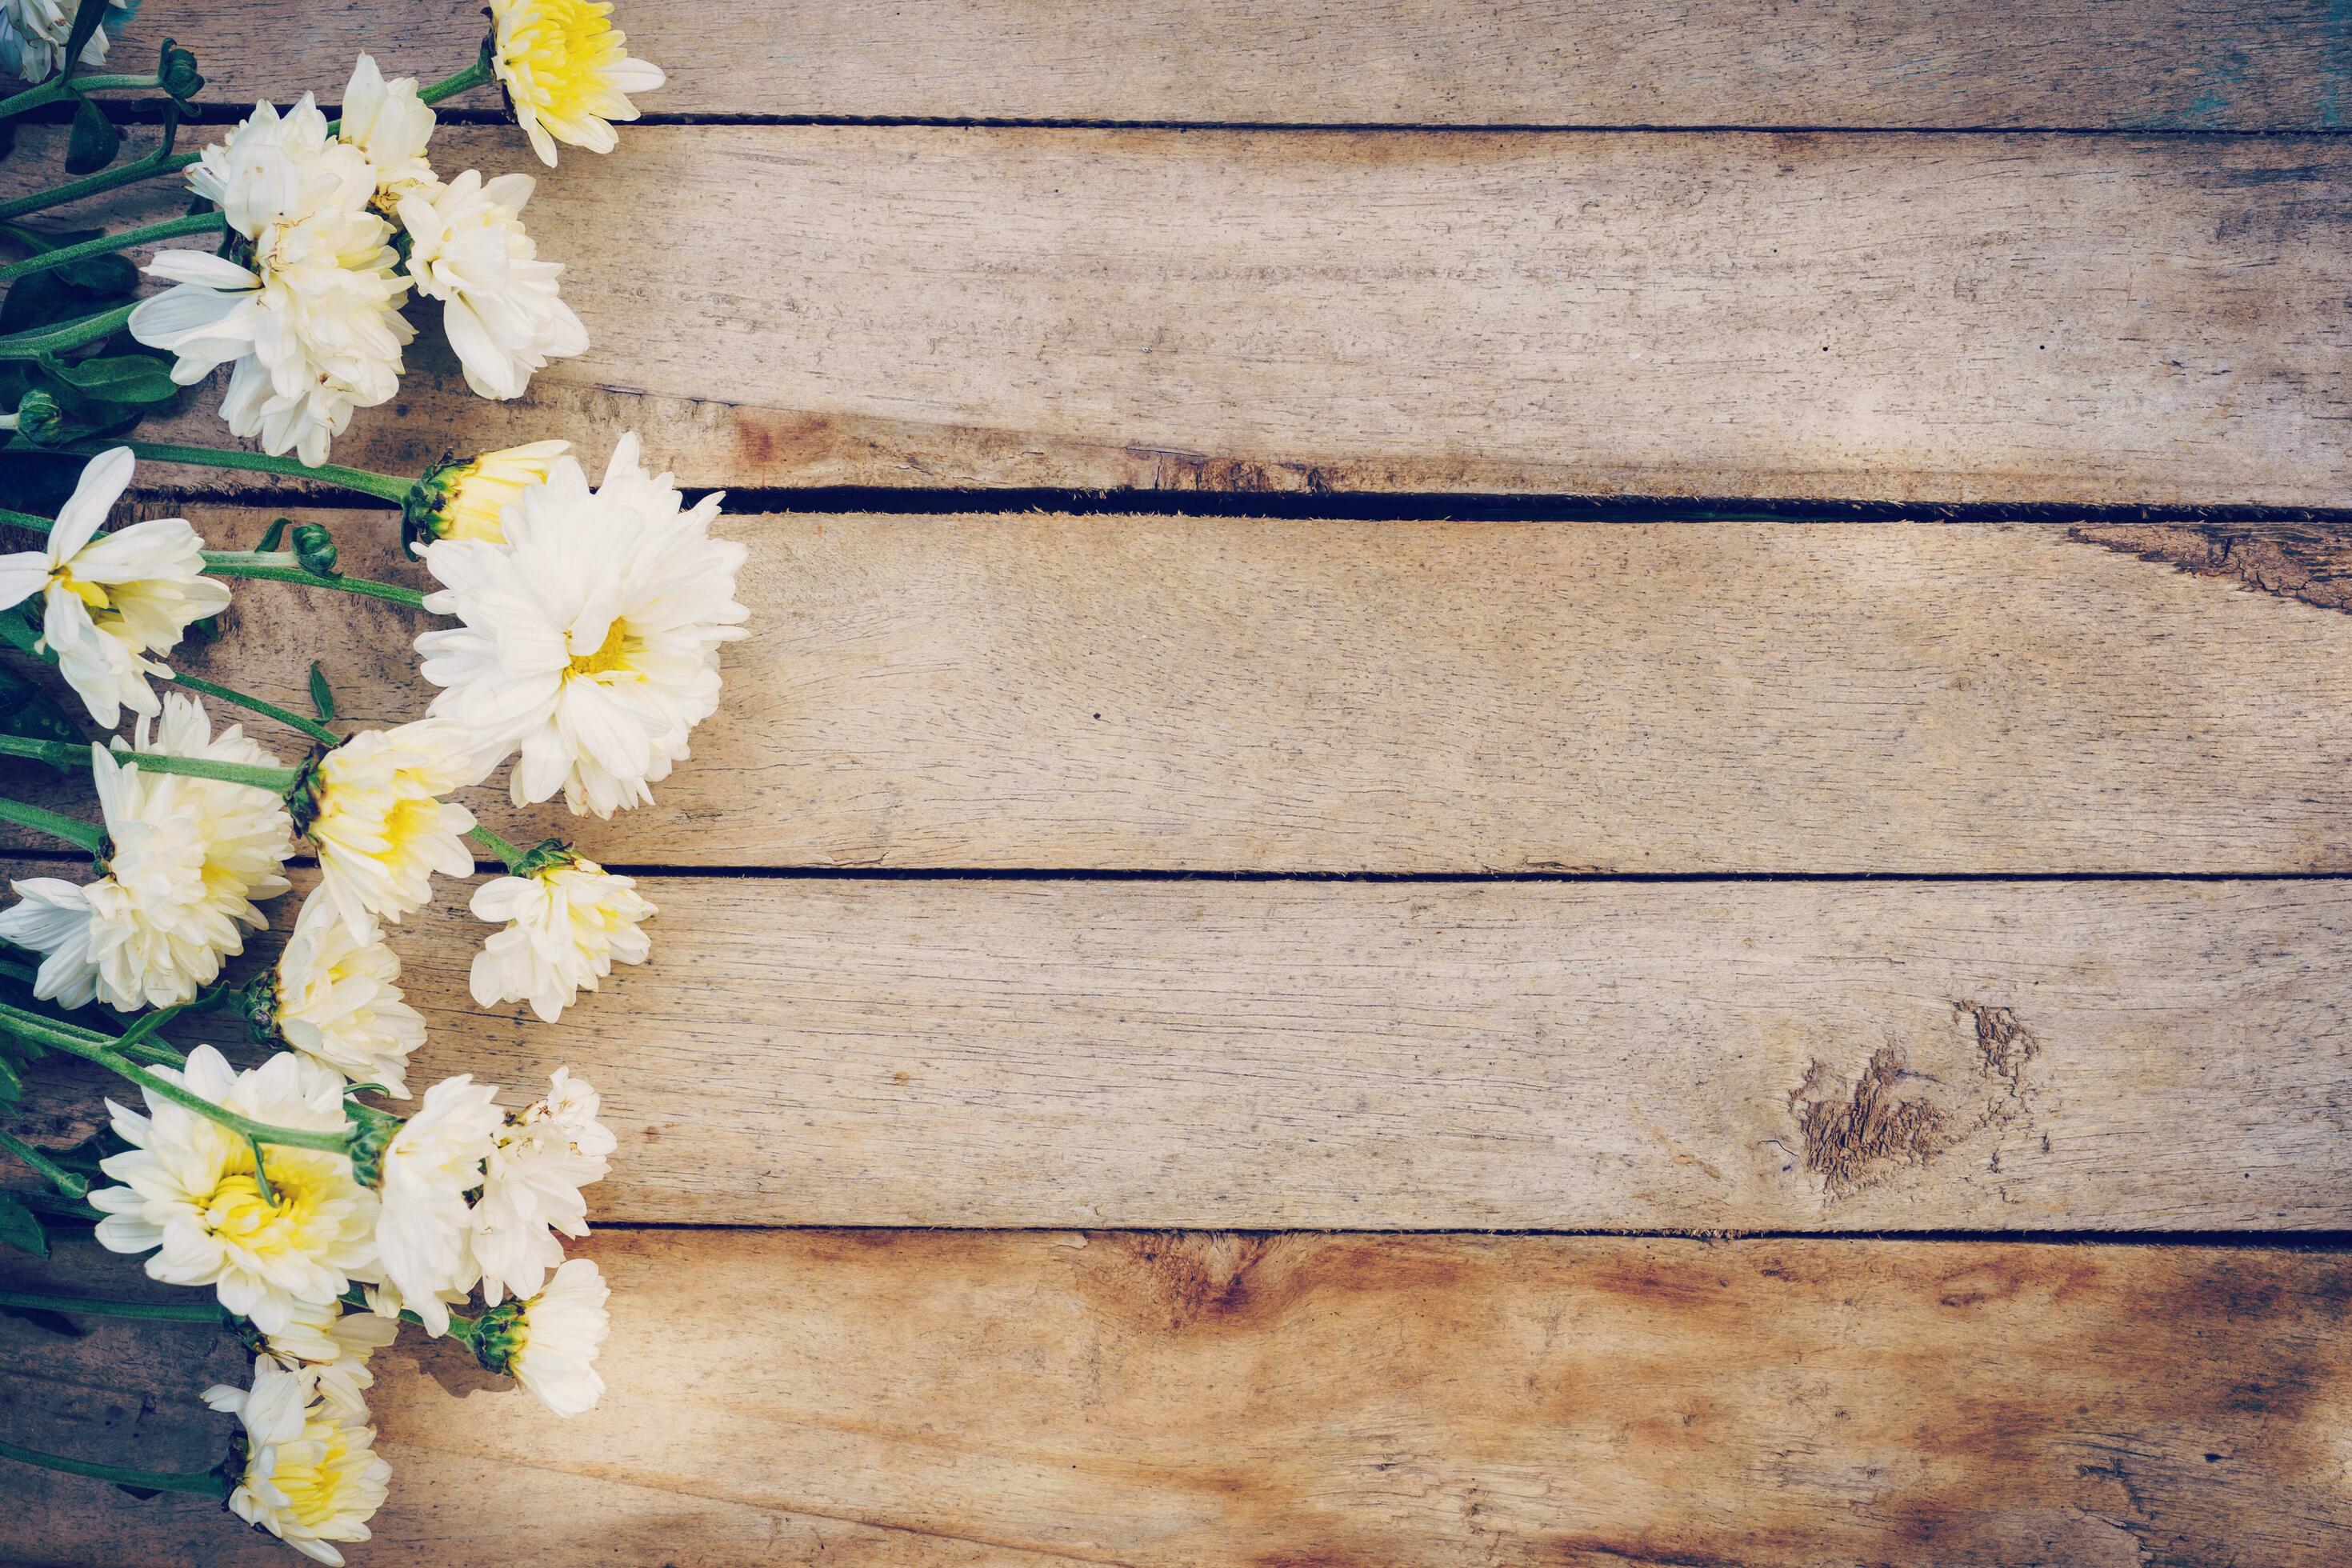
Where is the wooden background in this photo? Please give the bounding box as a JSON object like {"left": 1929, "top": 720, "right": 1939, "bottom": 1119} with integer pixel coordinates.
{"left": 5, "top": 2, "right": 2352, "bottom": 1562}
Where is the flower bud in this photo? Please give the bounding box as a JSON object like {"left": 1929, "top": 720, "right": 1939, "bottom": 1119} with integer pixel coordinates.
{"left": 13, "top": 390, "right": 66, "bottom": 447}
{"left": 402, "top": 441, "right": 570, "bottom": 552}
{"left": 291, "top": 521, "right": 340, "bottom": 578}
{"left": 158, "top": 40, "right": 204, "bottom": 103}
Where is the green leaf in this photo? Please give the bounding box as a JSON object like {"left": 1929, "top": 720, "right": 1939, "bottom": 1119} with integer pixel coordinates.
{"left": 0, "top": 1302, "right": 80, "bottom": 1336}
{"left": 38, "top": 352, "right": 177, "bottom": 408}
{"left": 0, "top": 225, "right": 137, "bottom": 296}
{"left": 0, "top": 1053, "right": 19, "bottom": 1103}
{"left": 0, "top": 1191, "right": 47, "bottom": 1258}
{"left": 58, "top": 0, "right": 112, "bottom": 81}
{"left": 308, "top": 662, "right": 335, "bottom": 722}
{"left": 0, "top": 270, "right": 89, "bottom": 338}
{"left": 64, "top": 98, "right": 121, "bottom": 177}
{"left": 256, "top": 517, "right": 290, "bottom": 551}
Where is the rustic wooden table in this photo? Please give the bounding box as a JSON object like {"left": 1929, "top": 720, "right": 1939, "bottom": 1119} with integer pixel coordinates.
{"left": 4, "top": 2, "right": 2350, "bottom": 1562}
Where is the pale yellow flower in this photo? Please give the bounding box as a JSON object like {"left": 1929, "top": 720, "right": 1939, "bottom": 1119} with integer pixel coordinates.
{"left": 487, "top": 0, "right": 665, "bottom": 166}
{"left": 302, "top": 721, "right": 489, "bottom": 939}
{"left": 203, "top": 1358, "right": 390, "bottom": 1566}
{"left": 406, "top": 441, "right": 571, "bottom": 549}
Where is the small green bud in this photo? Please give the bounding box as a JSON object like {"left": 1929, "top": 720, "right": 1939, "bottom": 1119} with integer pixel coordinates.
{"left": 290, "top": 521, "right": 340, "bottom": 578}
{"left": 158, "top": 40, "right": 204, "bottom": 103}
{"left": 14, "top": 390, "right": 66, "bottom": 447}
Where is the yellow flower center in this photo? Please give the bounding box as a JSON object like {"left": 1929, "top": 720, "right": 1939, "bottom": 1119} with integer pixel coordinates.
{"left": 565, "top": 620, "right": 635, "bottom": 679}
{"left": 273, "top": 1421, "right": 362, "bottom": 1529}
{"left": 202, "top": 1147, "right": 326, "bottom": 1250}
{"left": 50, "top": 568, "right": 111, "bottom": 612}
{"left": 500, "top": 0, "right": 630, "bottom": 122}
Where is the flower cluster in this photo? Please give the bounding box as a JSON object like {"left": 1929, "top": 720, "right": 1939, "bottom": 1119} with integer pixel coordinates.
{"left": 128, "top": 49, "right": 597, "bottom": 464}
{"left": 0, "top": 5, "right": 698, "bottom": 1558}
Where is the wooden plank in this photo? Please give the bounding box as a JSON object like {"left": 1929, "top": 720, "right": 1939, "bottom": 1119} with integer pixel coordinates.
{"left": 25, "top": 125, "right": 2350, "bottom": 504}
{"left": 145, "top": 0, "right": 2352, "bottom": 130}
{"left": 5, "top": 1230, "right": 2350, "bottom": 1565}
{"left": 30, "top": 507, "right": 2352, "bottom": 874}
{"left": 11, "top": 870, "right": 2352, "bottom": 1229}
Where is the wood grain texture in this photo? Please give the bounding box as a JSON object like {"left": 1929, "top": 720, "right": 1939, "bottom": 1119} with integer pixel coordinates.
{"left": 10, "top": 870, "right": 2352, "bottom": 1229}
{"left": 6, "top": 1230, "right": 2351, "bottom": 1565}
{"left": 27, "top": 125, "right": 2350, "bottom": 503}
{"left": 33, "top": 508, "right": 2352, "bottom": 875}
{"left": 138, "top": 0, "right": 2352, "bottom": 130}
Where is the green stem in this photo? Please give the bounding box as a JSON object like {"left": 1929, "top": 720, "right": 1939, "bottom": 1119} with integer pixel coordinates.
{"left": 200, "top": 554, "right": 428, "bottom": 610}
{"left": 0, "top": 993, "right": 184, "bottom": 1068}
{"left": 0, "top": 1125, "right": 87, "bottom": 1197}
{"left": 0, "top": 56, "right": 491, "bottom": 226}
{"left": 467, "top": 825, "right": 526, "bottom": 871}
{"left": 0, "top": 1002, "right": 350, "bottom": 1154}
{"left": 0, "top": 210, "right": 222, "bottom": 286}
{"left": 0, "top": 73, "right": 163, "bottom": 118}
{"left": 14, "top": 1187, "right": 98, "bottom": 1221}
{"left": 341, "top": 1281, "right": 478, "bottom": 1342}
{"left": 0, "top": 142, "right": 198, "bottom": 225}
{"left": 0, "top": 1435, "right": 229, "bottom": 1497}
{"left": 0, "top": 795, "right": 102, "bottom": 854}
{"left": 417, "top": 55, "right": 493, "bottom": 108}
{"left": 0, "top": 301, "right": 133, "bottom": 360}
{"left": 0, "top": 1286, "right": 220, "bottom": 1323}
{"left": 0, "top": 734, "right": 298, "bottom": 793}
{"left": 162, "top": 674, "right": 338, "bottom": 746}
{"left": 46, "top": 439, "right": 410, "bottom": 502}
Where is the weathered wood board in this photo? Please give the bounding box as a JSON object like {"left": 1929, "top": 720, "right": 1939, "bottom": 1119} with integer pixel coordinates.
{"left": 6, "top": 1230, "right": 2350, "bottom": 1566}
{"left": 35, "top": 509, "right": 2352, "bottom": 875}
{"left": 9, "top": 869, "right": 2352, "bottom": 1230}
{"left": 158, "top": 0, "right": 2352, "bottom": 130}
{"left": 18, "top": 126, "right": 2349, "bottom": 502}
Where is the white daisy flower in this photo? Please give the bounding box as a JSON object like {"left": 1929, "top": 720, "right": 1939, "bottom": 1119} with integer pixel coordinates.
{"left": 473, "top": 1067, "right": 614, "bottom": 1306}
{"left": 0, "top": 0, "right": 133, "bottom": 80}
{"left": 337, "top": 53, "right": 439, "bottom": 205}
{"left": 0, "top": 446, "right": 232, "bottom": 726}
{"left": 269, "top": 889, "right": 427, "bottom": 1096}
{"left": 478, "top": 1256, "right": 610, "bottom": 1418}
{"left": 488, "top": 0, "right": 665, "bottom": 167}
{"left": 398, "top": 169, "right": 586, "bottom": 402}
{"left": 416, "top": 433, "right": 749, "bottom": 818}
{"left": 0, "top": 698, "right": 294, "bottom": 1011}
{"left": 203, "top": 1358, "right": 390, "bottom": 1567}
{"left": 470, "top": 852, "right": 653, "bottom": 1023}
{"left": 86, "top": 1047, "right": 375, "bottom": 1334}
{"left": 129, "top": 94, "right": 412, "bottom": 467}
{"left": 262, "top": 1295, "right": 402, "bottom": 1422}
{"left": 370, "top": 1072, "right": 501, "bottom": 1337}
{"left": 301, "top": 720, "right": 490, "bottom": 941}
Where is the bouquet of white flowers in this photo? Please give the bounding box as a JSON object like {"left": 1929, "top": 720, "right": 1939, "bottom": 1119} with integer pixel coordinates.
{"left": 0, "top": 4, "right": 746, "bottom": 1561}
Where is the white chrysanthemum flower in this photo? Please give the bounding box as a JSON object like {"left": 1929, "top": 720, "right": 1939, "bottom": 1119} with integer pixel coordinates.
{"left": 370, "top": 1073, "right": 501, "bottom": 1337}
{"left": 473, "top": 1066, "right": 614, "bottom": 1305}
{"left": 0, "top": 699, "right": 294, "bottom": 1010}
{"left": 398, "top": 169, "right": 586, "bottom": 401}
{"left": 488, "top": 0, "right": 664, "bottom": 167}
{"left": 0, "top": 447, "right": 231, "bottom": 726}
{"left": 482, "top": 1256, "right": 610, "bottom": 1418}
{"left": 408, "top": 441, "right": 570, "bottom": 549}
{"left": 470, "top": 854, "right": 653, "bottom": 1023}
{"left": 338, "top": 53, "right": 438, "bottom": 204}
{"left": 271, "top": 889, "right": 427, "bottom": 1096}
{"left": 302, "top": 720, "right": 488, "bottom": 940}
{"left": 203, "top": 1358, "right": 390, "bottom": 1566}
{"left": 0, "top": 0, "right": 133, "bottom": 79}
{"left": 417, "top": 434, "right": 749, "bottom": 818}
{"left": 86, "top": 1047, "right": 375, "bottom": 1334}
{"left": 129, "top": 94, "right": 412, "bottom": 467}
{"left": 262, "top": 1295, "right": 402, "bottom": 1422}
